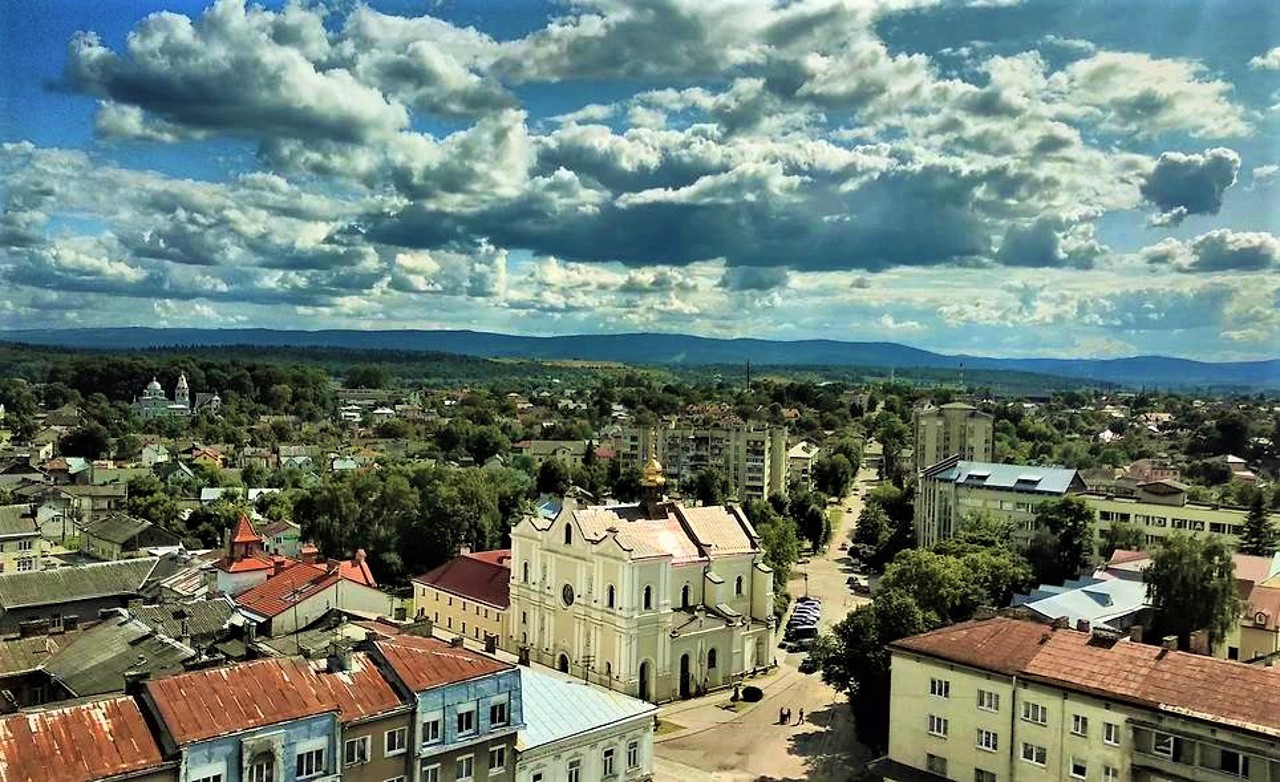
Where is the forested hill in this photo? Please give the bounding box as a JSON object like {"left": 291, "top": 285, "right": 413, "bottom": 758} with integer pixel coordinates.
{"left": 3, "top": 327, "right": 1277, "bottom": 390}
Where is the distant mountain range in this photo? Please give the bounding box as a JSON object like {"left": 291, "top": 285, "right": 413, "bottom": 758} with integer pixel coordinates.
{"left": 3, "top": 327, "right": 1278, "bottom": 389}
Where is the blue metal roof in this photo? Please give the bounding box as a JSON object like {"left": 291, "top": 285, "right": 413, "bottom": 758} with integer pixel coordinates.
{"left": 516, "top": 666, "right": 656, "bottom": 751}
{"left": 1011, "top": 577, "right": 1149, "bottom": 630}
{"left": 927, "top": 460, "right": 1081, "bottom": 495}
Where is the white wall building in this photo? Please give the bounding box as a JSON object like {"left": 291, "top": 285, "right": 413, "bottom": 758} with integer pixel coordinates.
{"left": 507, "top": 456, "right": 776, "bottom": 703}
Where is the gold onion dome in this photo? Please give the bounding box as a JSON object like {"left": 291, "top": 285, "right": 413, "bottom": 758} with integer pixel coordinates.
{"left": 641, "top": 455, "right": 665, "bottom": 486}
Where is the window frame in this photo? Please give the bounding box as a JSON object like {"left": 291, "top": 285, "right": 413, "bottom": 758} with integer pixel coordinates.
{"left": 489, "top": 695, "right": 509, "bottom": 728}
{"left": 927, "top": 714, "right": 949, "bottom": 738}
{"left": 1071, "top": 714, "right": 1088, "bottom": 737}
{"left": 420, "top": 763, "right": 441, "bottom": 782}
{"left": 929, "top": 678, "right": 951, "bottom": 698}
{"left": 925, "top": 754, "right": 948, "bottom": 776}
{"left": 421, "top": 711, "right": 443, "bottom": 745}
{"left": 1070, "top": 758, "right": 1088, "bottom": 780}
{"left": 1103, "top": 722, "right": 1120, "bottom": 746}
{"left": 1021, "top": 701, "right": 1048, "bottom": 726}
{"left": 627, "top": 740, "right": 639, "bottom": 770}
{"left": 384, "top": 726, "right": 408, "bottom": 757}
{"left": 1152, "top": 732, "right": 1174, "bottom": 759}
{"left": 343, "top": 735, "right": 371, "bottom": 766}
{"left": 603, "top": 746, "right": 617, "bottom": 777}
{"left": 1021, "top": 742, "right": 1048, "bottom": 767}
{"left": 976, "top": 689, "right": 999, "bottom": 712}
{"left": 488, "top": 746, "right": 507, "bottom": 775}
{"left": 294, "top": 744, "right": 326, "bottom": 780}
{"left": 456, "top": 754, "right": 475, "bottom": 782}
{"left": 568, "top": 758, "right": 582, "bottom": 782}
{"left": 976, "top": 728, "right": 998, "bottom": 752}
{"left": 456, "top": 703, "right": 477, "bottom": 736}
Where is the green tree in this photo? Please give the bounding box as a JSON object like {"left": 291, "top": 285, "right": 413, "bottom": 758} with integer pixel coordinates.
{"left": 1144, "top": 533, "right": 1241, "bottom": 651}
{"left": 1238, "top": 493, "right": 1278, "bottom": 557}
{"left": 60, "top": 423, "right": 112, "bottom": 460}
{"left": 814, "top": 454, "right": 855, "bottom": 497}
{"left": 690, "top": 467, "right": 730, "bottom": 506}
{"left": 743, "top": 499, "right": 799, "bottom": 589}
{"left": 536, "top": 459, "right": 571, "bottom": 496}
{"left": 878, "top": 549, "right": 978, "bottom": 626}
{"left": 1026, "top": 496, "right": 1097, "bottom": 585}
{"left": 1100, "top": 521, "right": 1146, "bottom": 559}
{"left": 344, "top": 365, "right": 392, "bottom": 389}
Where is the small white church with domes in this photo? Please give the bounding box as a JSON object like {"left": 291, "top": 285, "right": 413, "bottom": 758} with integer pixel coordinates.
{"left": 132, "top": 374, "right": 203, "bottom": 418}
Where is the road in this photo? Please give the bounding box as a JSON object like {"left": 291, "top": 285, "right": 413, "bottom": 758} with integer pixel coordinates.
{"left": 653, "top": 466, "right": 879, "bottom": 781}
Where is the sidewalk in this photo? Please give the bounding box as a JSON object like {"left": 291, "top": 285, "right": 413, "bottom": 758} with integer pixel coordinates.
{"left": 655, "top": 664, "right": 801, "bottom": 743}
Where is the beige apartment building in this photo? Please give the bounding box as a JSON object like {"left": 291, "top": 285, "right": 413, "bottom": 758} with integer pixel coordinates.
{"left": 614, "top": 422, "right": 788, "bottom": 500}
{"left": 878, "top": 616, "right": 1280, "bottom": 782}
{"left": 914, "top": 402, "right": 995, "bottom": 473}
{"left": 786, "top": 441, "right": 820, "bottom": 491}
{"left": 1089, "top": 478, "right": 1280, "bottom": 550}
{"left": 412, "top": 549, "right": 511, "bottom": 646}
{"left": 506, "top": 458, "right": 776, "bottom": 702}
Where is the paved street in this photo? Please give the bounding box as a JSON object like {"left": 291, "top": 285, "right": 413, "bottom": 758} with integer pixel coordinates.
{"left": 653, "top": 466, "right": 879, "bottom": 781}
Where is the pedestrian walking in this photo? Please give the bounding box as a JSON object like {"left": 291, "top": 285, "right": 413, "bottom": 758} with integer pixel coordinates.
{"left": 798, "top": 708, "right": 805, "bottom": 724}
{"left": 779, "top": 707, "right": 785, "bottom": 724}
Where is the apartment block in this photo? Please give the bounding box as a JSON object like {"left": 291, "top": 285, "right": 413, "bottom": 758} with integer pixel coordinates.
{"left": 914, "top": 403, "right": 995, "bottom": 473}
{"left": 614, "top": 422, "right": 787, "bottom": 500}
{"left": 876, "top": 616, "right": 1280, "bottom": 782}
{"left": 1088, "top": 479, "right": 1280, "bottom": 550}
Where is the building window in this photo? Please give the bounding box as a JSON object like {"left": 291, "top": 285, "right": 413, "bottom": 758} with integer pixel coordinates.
{"left": 603, "top": 747, "right": 616, "bottom": 777}
{"left": 488, "top": 746, "right": 506, "bottom": 775}
{"left": 1021, "top": 701, "right": 1047, "bottom": 725}
{"left": 384, "top": 727, "right": 407, "bottom": 757}
{"left": 1220, "top": 750, "right": 1250, "bottom": 777}
{"left": 295, "top": 748, "right": 325, "bottom": 779}
{"left": 929, "top": 678, "right": 950, "bottom": 698}
{"left": 1070, "top": 758, "right": 1087, "bottom": 779}
{"left": 627, "top": 740, "right": 639, "bottom": 769}
{"left": 607, "top": 584, "right": 616, "bottom": 608}
{"left": 565, "top": 524, "right": 573, "bottom": 545}
{"left": 976, "top": 729, "right": 998, "bottom": 752}
{"left": 974, "top": 771, "right": 996, "bottom": 782}
{"left": 421, "top": 764, "right": 440, "bottom": 782}
{"left": 568, "top": 758, "right": 582, "bottom": 782}
{"left": 456, "top": 755, "right": 474, "bottom": 782}
{"left": 457, "top": 704, "right": 476, "bottom": 735}
{"left": 643, "top": 586, "right": 652, "bottom": 610}
{"left": 681, "top": 584, "right": 690, "bottom": 609}
{"left": 1021, "top": 743, "right": 1047, "bottom": 767}
{"left": 707, "top": 648, "right": 717, "bottom": 669}
{"left": 385, "top": 777, "right": 406, "bottom": 782}
{"left": 735, "top": 575, "right": 743, "bottom": 595}
{"left": 1103, "top": 722, "right": 1120, "bottom": 746}
{"left": 248, "top": 757, "right": 274, "bottom": 782}
{"left": 1071, "top": 714, "right": 1088, "bottom": 737}
{"left": 192, "top": 776, "right": 223, "bottom": 782}
{"left": 1152, "top": 732, "right": 1174, "bottom": 758}
{"left": 344, "top": 736, "right": 370, "bottom": 766}
{"left": 422, "top": 714, "right": 442, "bottom": 745}
{"left": 927, "top": 715, "right": 949, "bottom": 737}
{"left": 16, "top": 539, "right": 32, "bottom": 552}
{"left": 16, "top": 558, "right": 34, "bottom": 572}
{"left": 490, "top": 697, "right": 509, "bottom": 727}
{"left": 522, "top": 562, "right": 529, "bottom": 582}
{"left": 977, "top": 689, "right": 999, "bottom": 712}
{"left": 1103, "top": 767, "right": 1118, "bottom": 782}
{"left": 926, "top": 754, "right": 947, "bottom": 776}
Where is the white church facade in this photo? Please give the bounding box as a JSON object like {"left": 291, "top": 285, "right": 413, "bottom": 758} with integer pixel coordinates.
{"left": 506, "top": 456, "right": 776, "bottom": 703}
{"left": 131, "top": 373, "right": 220, "bottom": 418}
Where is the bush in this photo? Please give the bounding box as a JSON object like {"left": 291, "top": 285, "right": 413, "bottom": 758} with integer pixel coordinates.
{"left": 741, "top": 685, "right": 764, "bottom": 703}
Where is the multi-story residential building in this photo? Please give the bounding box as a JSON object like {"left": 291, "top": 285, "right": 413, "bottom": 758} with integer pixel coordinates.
{"left": 0, "top": 504, "right": 45, "bottom": 573}
{"left": 0, "top": 695, "right": 177, "bottom": 782}
{"left": 507, "top": 458, "right": 775, "bottom": 702}
{"left": 141, "top": 650, "right": 417, "bottom": 782}
{"left": 1088, "top": 478, "right": 1280, "bottom": 549}
{"left": 914, "top": 402, "right": 994, "bottom": 473}
{"left": 0, "top": 557, "right": 160, "bottom": 633}
{"left": 412, "top": 549, "right": 511, "bottom": 646}
{"left": 372, "top": 635, "right": 522, "bottom": 782}
{"left": 513, "top": 440, "right": 589, "bottom": 468}
{"left": 875, "top": 616, "right": 1280, "bottom": 782}
{"left": 515, "top": 665, "right": 656, "bottom": 782}
{"left": 614, "top": 422, "right": 788, "bottom": 500}
{"left": 914, "top": 458, "right": 1086, "bottom": 548}
{"left": 786, "top": 441, "right": 820, "bottom": 491}
{"left": 81, "top": 512, "right": 181, "bottom": 560}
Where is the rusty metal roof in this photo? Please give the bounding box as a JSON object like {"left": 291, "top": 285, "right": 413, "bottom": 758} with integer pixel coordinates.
{"left": 143, "top": 657, "right": 341, "bottom": 745}
{"left": 0, "top": 695, "right": 169, "bottom": 782}
{"left": 375, "top": 636, "right": 511, "bottom": 693}
{"left": 234, "top": 563, "right": 338, "bottom": 619}
{"left": 308, "top": 652, "right": 407, "bottom": 724}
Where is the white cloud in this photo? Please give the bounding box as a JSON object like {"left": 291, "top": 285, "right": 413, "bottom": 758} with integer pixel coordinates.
{"left": 1249, "top": 46, "right": 1280, "bottom": 70}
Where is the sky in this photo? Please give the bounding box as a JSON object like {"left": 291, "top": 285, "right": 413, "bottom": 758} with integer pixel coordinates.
{"left": 0, "top": 0, "right": 1277, "bottom": 360}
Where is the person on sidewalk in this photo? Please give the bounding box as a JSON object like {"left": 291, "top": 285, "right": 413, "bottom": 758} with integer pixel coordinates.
{"left": 779, "top": 707, "right": 786, "bottom": 724}
{"left": 797, "top": 708, "right": 805, "bottom": 724}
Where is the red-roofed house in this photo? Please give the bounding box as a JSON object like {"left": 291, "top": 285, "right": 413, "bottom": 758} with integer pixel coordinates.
{"left": 413, "top": 549, "right": 512, "bottom": 646}
{"left": 0, "top": 695, "right": 175, "bottom": 782}
{"left": 233, "top": 560, "right": 397, "bottom": 637}
{"left": 140, "top": 654, "right": 412, "bottom": 782}
{"left": 212, "top": 515, "right": 282, "bottom": 596}
{"left": 876, "top": 616, "right": 1280, "bottom": 782}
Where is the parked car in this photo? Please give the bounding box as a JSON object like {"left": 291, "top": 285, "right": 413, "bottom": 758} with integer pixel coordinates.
{"left": 791, "top": 635, "right": 817, "bottom": 652}
{"left": 849, "top": 575, "right": 871, "bottom": 593}
{"left": 796, "top": 595, "right": 821, "bottom": 605}
{"left": 785, "top": 625, "right": 819, "bottom": 644}
{"left": 790, "top": 608, "right": 820, "bottom": 623}
{"left": 798, "top": 655, "right": 820, "bottom": 674}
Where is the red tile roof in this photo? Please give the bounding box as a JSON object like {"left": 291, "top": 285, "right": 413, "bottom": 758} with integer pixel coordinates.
{"left": 232, "top": 515, "right": 262, "bottom": 545}
{"left": 215, "top": 554, "right": 276, "bottom": 574}
{"left": 375, "top": 636, "right": 511, "bottom": 693}
{"left": 894, "top": 616, "right": 1280, "bottom": 739}
{"left": 145, "top": 657, "right": 337, "bottom": 745}
{"left": 0, "top": 696, "right": 169, "bottom": 782}
{"left": 339, "top": 549, "right": 377, "bottom": 587}
{"left": 413, "top": 550, "right": 511, "bottom": 609}
{"left": 235, "top": 563, "right": 338, "bottom": 619}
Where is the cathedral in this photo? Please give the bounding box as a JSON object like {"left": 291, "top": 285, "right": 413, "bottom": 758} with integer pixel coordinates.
{"left": 131, "top": 373, "right": 217, "bottom": 418}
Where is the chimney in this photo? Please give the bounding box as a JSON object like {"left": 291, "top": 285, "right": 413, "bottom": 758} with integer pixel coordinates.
{"left": 1128, "top": 625, "right": 1143, "bottom": 643}
{"left": 1162, "top": 635, "right": 1178, "bottom": 651}
{"left": 273, "top": 558, "right": 287, "bottom": 576}
{"left": 355, "top": 548, "right": 367, "bottom": 564}
{"left": 1052, "top": 616, "right": 1069, "bottom": 630}
{"left": 326, "top": 643, "right": 353, "bottom": 673}
{"left": 450, "top": 636, "right": 465, "bottom": 648}
{"left": 1075, "top": 619, "right": 1091, "bottom": 633}
{"left": 458, "top": 543, "right": 471, "bottom": 557}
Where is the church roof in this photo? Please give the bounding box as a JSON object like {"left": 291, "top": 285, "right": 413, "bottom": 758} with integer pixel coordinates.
{"left": 230, "top": 515, "right": 262, "bottom": 545}
{"left": 540, "top": 500, "right": 758, "bottom": 565}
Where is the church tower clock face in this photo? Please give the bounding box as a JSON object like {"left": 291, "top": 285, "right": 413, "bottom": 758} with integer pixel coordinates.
{"left": 561, "top": 583, "right": 576, "bottom": 607}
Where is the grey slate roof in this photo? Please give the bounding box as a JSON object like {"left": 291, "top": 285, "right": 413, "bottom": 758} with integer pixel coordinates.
{"left": 516, "top": 666, "right": 656, "bottom": 752}
{"left": 83, "top": 513, "right": 153, "bottom": 546}
{"left": 0, "top": 558, "right": 157, "bottom": 609}
{"left": 43, "top": 613, "right": 194, "bottom": 697}
{"left": 131, "top": 598, "right": 234, "bottom": 639}
{"left": 0, "top": 506, "right": 37, "bottom": 538}
{"left": 924, "top": 460, "right": 1083, "bottom": 496}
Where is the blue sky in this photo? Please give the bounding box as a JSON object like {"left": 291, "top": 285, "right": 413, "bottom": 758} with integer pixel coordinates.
{"left": 1, "top": 0, "right": 1277, "bottom": 360}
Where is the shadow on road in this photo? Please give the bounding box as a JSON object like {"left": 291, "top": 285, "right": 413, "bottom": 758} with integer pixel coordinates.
{"left": 779, "top": 703, "right": 873, "bottom": 782}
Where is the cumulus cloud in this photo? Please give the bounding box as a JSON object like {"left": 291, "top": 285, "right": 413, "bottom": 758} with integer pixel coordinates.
{"left": 719, "top": 266, "right": 790, "bottom": 291}
{"left": 1250, "top": 47, "right": 1280, "bottom": 70}
{"left": 1139, "top": 148, "right": 1240, "bottom": 226}
{"left": 1141, "top": 230, "right": 1280, "bottom": 272}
